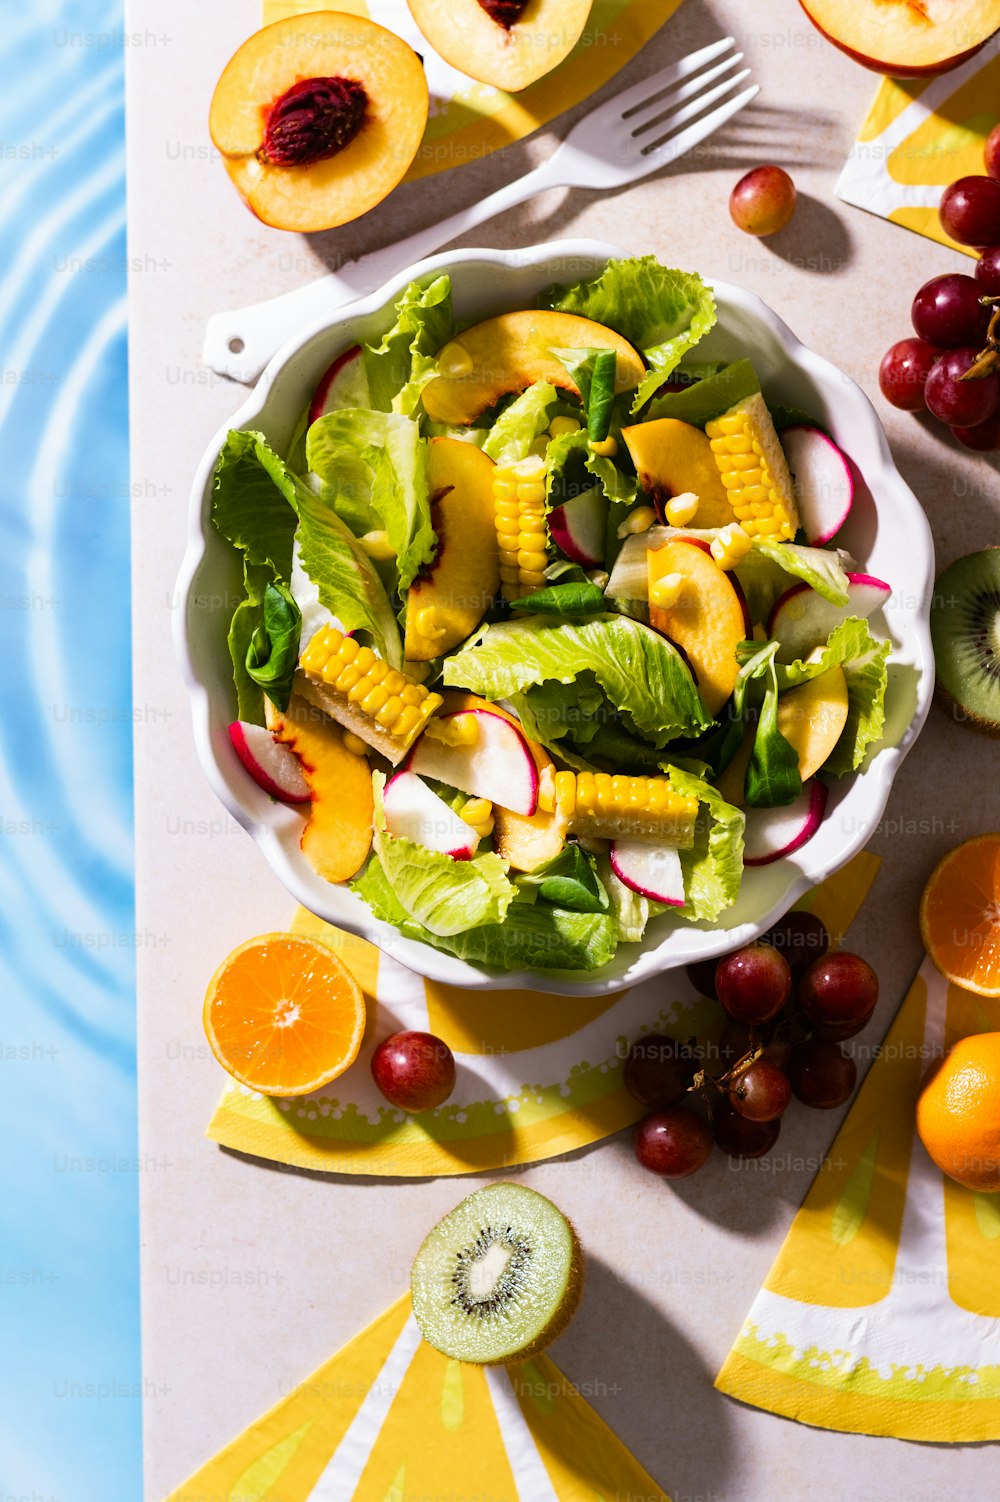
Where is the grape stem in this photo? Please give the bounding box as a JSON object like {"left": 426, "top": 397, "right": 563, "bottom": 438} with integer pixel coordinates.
{"left": 961, "top": 297, "right": 1000, "bottom": 382}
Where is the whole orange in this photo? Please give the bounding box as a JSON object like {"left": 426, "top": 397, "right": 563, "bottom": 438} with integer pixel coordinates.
{"left": 916, "top": 1033, "right": 1000, "bottom": 1192}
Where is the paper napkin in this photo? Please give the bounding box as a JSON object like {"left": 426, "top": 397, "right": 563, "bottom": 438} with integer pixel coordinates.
{"left": 260, "top": 0, "right": 688, "bottom": 183}
{"left": 206, "top": 852, "right": 880, "bottom": 1177}
{"left": 716, "top": 957, "right": 1000, "bottom": 1443}
{"left": 837, "top": 38, "right": 999, "bottom": 256}
{"left": 166, "top": 1293, "right": 669, "bottom": 1501}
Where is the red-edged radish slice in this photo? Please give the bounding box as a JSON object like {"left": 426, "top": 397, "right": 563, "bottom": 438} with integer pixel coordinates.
{"left": 743, "top": 779, "right": 828, "bottom": 866}
{"left": 308, "top": 344, "right": 370, "bottom": 426}
{"left": 383, "top": 771, "right": 479, "bottom": 859}
{"left": 609, "top": 839, "right": 685, "bottom": 904}
{"left": 229, "top": 721, "right": 311, "bottom": 803}
{"left": 768, "top": 572, "right": 891, "bottom": 663}
{"left": 781, "top": 426, "right": 854, "bottom": 545}
{"left": 548, "top": 486, "right": 608, "bottom": 569}
{"left": 405, "top": 710, "right": 539, "bottom": 816}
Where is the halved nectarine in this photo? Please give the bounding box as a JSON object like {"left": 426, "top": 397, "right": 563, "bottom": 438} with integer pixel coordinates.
{"left": 776, "top": 667, "right": 849, "bottom": 781}
{"left": 407, "top": 0, "right": 592, "bottom": 93}
{"left": 798, "top": 0, "right": 999, "bottom": 75}
{"left": 209, "top": 13, "right": 428, "bottom": 232}
{"left": 647, "top": 538, "right": 749, "bottom": 717}
{"left": 423, "top": 311, "right": 645, "bottom": 426}
{"left": 267, "top": 693, "right": 374, "bottom": 882}
{"left": 404, "top": 438, "right": 500, "bottom": 661}
{"left": 622, "top": 419, "right": 739, "bottom": 530}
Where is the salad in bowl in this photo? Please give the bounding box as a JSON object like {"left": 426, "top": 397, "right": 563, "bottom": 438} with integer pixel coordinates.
{"left": 191, "top": 248, "right": 928, "bottom": 982}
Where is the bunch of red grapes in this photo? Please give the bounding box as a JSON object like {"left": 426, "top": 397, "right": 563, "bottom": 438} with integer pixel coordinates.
{"left": 879, "top": 125, "right": 1000, "bottom": 452}
{"left": 628, "top": 913, "right": 879, "bottom": 1178}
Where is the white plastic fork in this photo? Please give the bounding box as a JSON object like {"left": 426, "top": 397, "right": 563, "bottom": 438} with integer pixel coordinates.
{"left": 203, "top": 37, "right": 757, "bottom": 383}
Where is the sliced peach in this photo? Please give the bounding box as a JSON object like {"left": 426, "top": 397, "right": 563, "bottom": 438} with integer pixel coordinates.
{"left": 209, "top": 14, "right": 428, "bottom": 233}
{"left": 776, "top": 667, "right": 849, "bottom": 781}
{"left": 407, "top": 0, "right": 592, "bottom": 92}
{"left": 267, "top": 694, "right": 373, "bottom": 883}
{"left": 798, "top": 0, "right": 997, "bottom": 75}
{"left": 647, "top": 539, "right": 749, "bottom": 717}
{"left": 404, "top": 439, "right": 500, "bottom": 661}
{"left": 423, "top": 311, "right": 645, "bottom": 427}
{"left": 622, "top": 419, "right": 738, "bottom": 530}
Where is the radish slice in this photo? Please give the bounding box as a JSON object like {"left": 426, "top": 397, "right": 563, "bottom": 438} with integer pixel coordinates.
{"left": 308, "top": 344, "right": 370, "bottom": 426}
{"left": 383, "top": 771, "right": 479, "bottom": 859}
{"left": 609, "top": 839, "right": 686, "bottom": 904}
{"left": 768, "top": 572, "right": 891, "bottom": 663}
{"left": 405, "top": 710, "right": 539, "bottom": 816}
{"left": 782, "top": 426, "right": 854, "bottom": 545}
{"left": 743, "top": 779, "right": 828, "bottom": 866}
{"left": 229, "top": 721, "right": 311, "bottom": 803}
{"left": 548, "top": 486, "right": 608, "bottom": 568}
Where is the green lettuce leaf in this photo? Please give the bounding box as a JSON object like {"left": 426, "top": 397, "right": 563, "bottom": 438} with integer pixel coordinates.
{"left": 353, "top": 854, "right": 618, "bottom": 971}
{"left": 540, "top": 256, "right": 716, "bottom": 413}
{"left": 306, "top": 410, "right": 435, "bottom": 590}
{"left": 516, "top": 845, "right": 609, "bottom": 913}
{"left": 775, "top": 617, "right": 891, "bottom": 775}
{"left": 482, "top": 382, "right": 560, "bottom": 465}
{"left": 510, "top": 581, "right": 607, "bottom": 616}
{"left": 211, "top": 429, "right": 298, "bottom": 580}
{"left": 741, "top": 642, "right": 802, "bottom": 808}
{"left": 293, "top": 486, "right": 403, "bottom": 667}
{"left": 227, "top": 582, "right": 266, "bottom": 724}
{"left": 244, "top": 581, "right": 301, "bottom": 713}
{"left": 445, "top": 614, "right": 711, "bottom": 746}
{"left": 372, "top": 830, "right": 514, "bottom": 937}
{"left": 550, "top": 347, "right": 618, "bottom": 439}
{"left": 644, "top": 358, "right": 760, "bottom": 426}
{"left": 666, "top": 766, "right": 745, "bottom": 922}
{"left": 754, "top": 538, "right": 851, "bottom": 607}
{"left": 364, "top": 275, "right": 454, "bottom": 416}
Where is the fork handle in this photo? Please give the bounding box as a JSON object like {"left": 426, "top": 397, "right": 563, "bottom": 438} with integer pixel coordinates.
{"left": 203, "top": 156, "right": 565, "bottom": 383}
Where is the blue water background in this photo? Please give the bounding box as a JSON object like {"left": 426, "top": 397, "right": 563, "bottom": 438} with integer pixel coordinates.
{"left": 0, "top": 2, "right": 140, "bottom": 1496}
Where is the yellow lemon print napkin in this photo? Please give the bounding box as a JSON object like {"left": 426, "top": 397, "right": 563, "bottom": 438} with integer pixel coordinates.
{"left": 261, "top": 0, "right": 688, "bottom": 183}
{"left": 837, "top": 37, "right": 1000, "bottom": 256}
{"left": 166, "top": 1293, "right": 669, "bottom": 1501}
{"left": 206, "top": 852, "right": 879, "bottom": 1177}
{"left": 716, "top": 957, "right": 1000, "bottom": 1443}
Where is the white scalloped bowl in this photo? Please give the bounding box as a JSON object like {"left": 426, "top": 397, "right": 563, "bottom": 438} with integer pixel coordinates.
{"left": 176, "top": 239, "right": 934, "bottom": 996}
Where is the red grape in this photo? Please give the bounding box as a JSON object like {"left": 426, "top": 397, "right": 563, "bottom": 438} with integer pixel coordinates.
{"left": 789, "top": 1039, "right": 857, "bottom": 1109}
{"left": 761, "top": 912, "right": 830, "bottom": 983}
{"left": 799, "top": 951, "right": 879, "bottom": 1030}
{"left": 911, "top": 273, "right": 988, "bottom": 347}
{"left": 985, "top": 125, "right": 1000, "bottom": 182}
{"left": 811, "top": 1012, "right": 875, "bottom": 1042}
{"left": 729, "top": 166, "right": 796, "bottom": 237}
{"left": 760, "top": 1031, "right": 795, "bottom": 1071}
{"left": 716, "top": 942, "right": 792, "bottom": 1025}
{"left": 623, "top": 1034, "right": 694, "bottom": 1108}
{"left": 878, "top": 337, "right": 940, "bottom": 412}
{"left": 371, "top": 1030, "right": 456, "bottom": 1112}
{"left": 713, "top": 1099, "right": 781, "bottom": 1158}
{"left": 925, "top": 347, "right": 1000, "bottom": 427}
{"left": 975, "top": 246, "right": 1000, "bottom": 295}
{"left": 940, "top": 176, "right": 1000, "bottom": 248}
{"left": 634, "top": 1107, "right": 713, "bottom": 1177}
{"left": 718, "top": 1018, "right": 754, "bottom": 1070}
{"left": 952, "top": 409, "right": 1000, "bottom": 451}
{"left": 685, "top": 957, "right": 719, "bottom": 999}
{"left": 729, "top": 1060, "right": 792, "bottom": 1122}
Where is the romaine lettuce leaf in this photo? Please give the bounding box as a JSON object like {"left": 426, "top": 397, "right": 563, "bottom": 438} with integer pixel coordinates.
{"left": 306, "top": 409, "right": 435, "bottom": 590}
{"left": 353, "top": 855, "right": 618, "bottom": 971}
{"left": 665, "top": 766, "right": 745, "bottom": 922}
{"left": 540, "top": 256, "right": 716, "bottom": 413}
{"left": 371, "top": 829, "right": 514, "bottom": 937}
{"left": 445, "top": 614, "right": 711, "bottom": 745}
{"left": 364, "top": 275, "right": 454, "bottom": 416}
{"left": 211, "top": 429, "right": 298, "bottom": 580}
{"left": 775, "top": 617, "right": 891, "bottom": 775}
{"left": 293, "top": 485, "right": 403, "bottom": 667}
{"left": 754, "top": 538, "right": 851, "bottom": 607}
{"left": 481, "top": 382, "right": 560, "bottom": 464}
{"left": 645, "top": 358, "right": 760, "bottom": 426}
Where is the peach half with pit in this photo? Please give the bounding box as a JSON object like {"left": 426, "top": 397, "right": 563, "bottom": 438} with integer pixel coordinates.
{"left": 407, "top": 0, "right": 593, "bottom": 93}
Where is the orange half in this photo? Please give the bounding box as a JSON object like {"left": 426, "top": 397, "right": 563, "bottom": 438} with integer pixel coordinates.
{"left": 920, "top": 835, "right": 1000, "bottom": 998}
{"left": 203, "top": 933, "right": 366, "bottom": 1097}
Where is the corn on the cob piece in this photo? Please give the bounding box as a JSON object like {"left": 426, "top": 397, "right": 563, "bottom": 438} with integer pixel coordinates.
{"left": 705, "top": 392, "right": 799, "bottom": 541}
{"left": 536, "top": 766, "right": 698, "bottom": 848}
{"left": 297, "top": 626, "right": 442, "bottom": 764}
{"left": 493, "top": 455, "right": 549, "bottom": 601}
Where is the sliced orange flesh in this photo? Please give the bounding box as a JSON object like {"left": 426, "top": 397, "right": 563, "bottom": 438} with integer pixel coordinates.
{"left": 203, "top": 933, "right": 366, "bottom": 1097}
{"left": 921, "top": 835, "right": 1000, "bottom": 998}
{"left": 917, "top": 1032, "right": 1000, "bottom": 1191}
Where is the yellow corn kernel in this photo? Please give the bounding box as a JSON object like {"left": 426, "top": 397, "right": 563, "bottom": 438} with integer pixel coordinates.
{"left": 425, "top": 713, "right": 480, "bottom": 747}
{"left": 711, "top": 523, "right": 752, "bottom": 571}
{"left": 577, "top": 772, "right": 596, "bottom": 808}
{"left": 513, "top": 455, "right": 546, "bottom": 482}
{"left": 462, "top": 798, "right": 494, "bottom": 840}
{"left": 393, "top": 705, "right": 421, "bottom": 739}
{"left": 529, "top": 436, "right": 551, "bottom": 459}
{"left": 549, "top": 416, "right": 581, "bottom": 438}
{"left": 438, "top": 340, "right": 473, "bottom": 378}
{"left": 342, "top": 730, "right": 368, "bottom": 757}
{"left": 705, "top": 393, "right": 799, "bottom": 541}
{"left": 664, "top": 492, "right": 700, "bottom": 527}
{"left": 334, "top": 663, "right": 363, "bottom": 694}
{"left": 516, "top": 480, "right": 546, "bottom": 506}
{"left": 517, "top": 548, "right": 548, "bottom": 571}
{"left": 375, "top": 695, "right": 404, "bottom": 728}
{"left": 616, "top": 504, "right": 657, "bottom": 539}
{"left": 589, "top": 435, "right": 618, "bottom": 457}
{"left": 335, "top": 634, "right": 360, "bottom": 663}
{"left": 555, "top": 770, "right": 577, "bottom": 817}
{"left": 650, "top": 571, "right": 684, "bottom": 609}
{"left": 594, "top": 773, "right": 613, "bottom": 809}
{"left": 360, "top": 529, "right": 396, "bottom": 562}
{"left": 416, "top": 606, "right": 448, "bottom": 642}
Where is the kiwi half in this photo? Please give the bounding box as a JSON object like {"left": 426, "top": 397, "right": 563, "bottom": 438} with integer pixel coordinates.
{"left": 410, "top": 1182, "right": 583, "bottom": 1365}
{"left": 932, "top": 549, "right": 1000, "bottom": 736}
